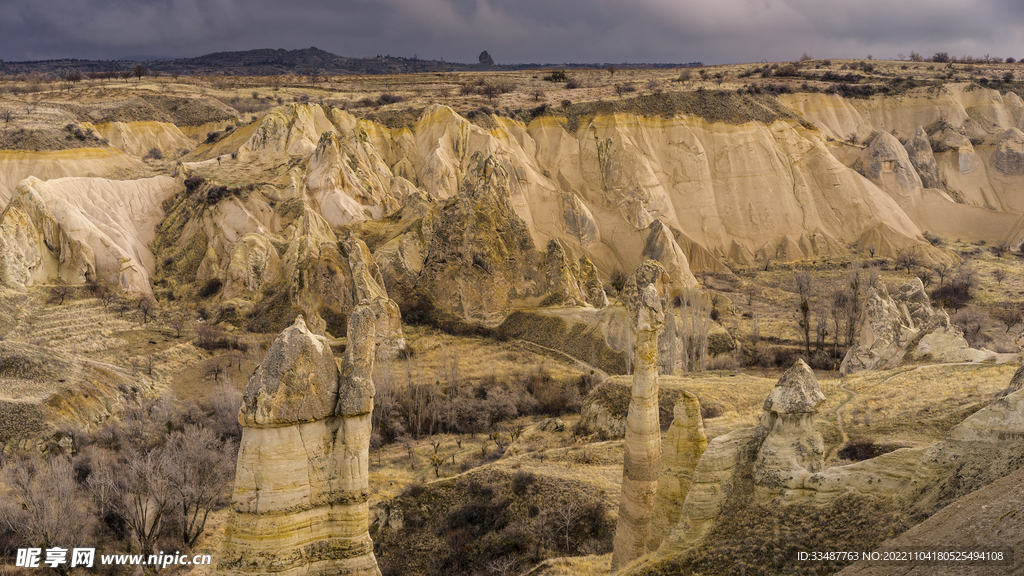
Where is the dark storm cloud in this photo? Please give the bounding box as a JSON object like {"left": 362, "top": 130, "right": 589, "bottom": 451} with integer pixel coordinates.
{"left": 1, "top": 0, "right": 1022, "bottom": 63}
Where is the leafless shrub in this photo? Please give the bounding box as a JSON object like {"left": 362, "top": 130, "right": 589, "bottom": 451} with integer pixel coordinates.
{"left": 165, "top": 425, "right": 235, "bottom": 547}
{"left": 953, "top": 307, "right": 989, "bottom": 346}
{"left": 995, "top": 307, "right": 1024, "bottom": 333}
{"left": 0, "top": 454, "right": 95, "bottom": 551}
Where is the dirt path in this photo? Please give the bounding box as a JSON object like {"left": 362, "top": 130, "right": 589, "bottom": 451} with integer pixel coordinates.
{"left": 511, "top": 339, "right": 610, "bottom": 378}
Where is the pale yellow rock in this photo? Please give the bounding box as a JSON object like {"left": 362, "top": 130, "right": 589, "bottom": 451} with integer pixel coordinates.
{"left": 0, "top": 175, "right": 177, "bottom": 292}
{"left": 841, "top": 278, "right": 994, "bottom": 374}
{"left": 612, "top": 261, "right": 665, "bottom": 572}
{"left": 0, "top": 148, "right": 144, "bottom": 206}
{"left": 647, "top": 392, "right": 707, "bottom": 552}
{"left": 220, "top": 314, "right": 381, "bottom": 576}
{"left": 654, "top": 428, "right": 754, "bottom": 560}
{"left": 751, "top": 360, "right": 826, "bottom": 499}
{"left": 92, "top": 121, "right": 193, "bottom": 158}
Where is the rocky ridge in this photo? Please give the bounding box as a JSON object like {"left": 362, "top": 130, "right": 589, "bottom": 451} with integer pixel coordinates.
{"left": 840, "top": 277, "right": 997, "bottom": 374}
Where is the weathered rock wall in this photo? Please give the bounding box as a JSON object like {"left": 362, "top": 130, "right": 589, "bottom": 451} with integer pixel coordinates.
{"left": 841, "top": 278, "right": 995, "bottom": 374}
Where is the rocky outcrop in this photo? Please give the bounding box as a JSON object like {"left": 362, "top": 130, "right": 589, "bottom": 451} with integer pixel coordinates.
{"left": 341, "top": 237, "right": 407, "bottom": 356}
{"left": 859, "top": 132, "right": 923, "bottom": 201}
{"left": 611, "top": 261, "right": 666, "bottom": 572}
{"left": 840, "top": 278, "right": 994, "bottom": 374}
{"left": 218, "top": 315, "right": 381, "bottom": 576}
{"left": 0, "top": 176, "right": 176, "bottom": 293}
{"left": 540, "top": 239, "right": 591, "bottom": 306}
{"left": 903, "top": 126, "right": 942, "bottom": 189}
{"left": 992, "top": 127, "right": 1024, "bottom": 174}
{"left": 642, "top": 364, "right": 1024, "bottom": 575}
{"left": 647, "top": 392, "right": 707, "bottom": 552}
{"left": 653, "top": 428, "right": 754, "bottom": 560}
{"left": 751, "top": 359, "right": 826, "bottom": 499}
{"left": 413, "top": 153, "right": 545, "bottom": 325}
{"left": 649, "top": 362, "right": 825, "bottom": 562}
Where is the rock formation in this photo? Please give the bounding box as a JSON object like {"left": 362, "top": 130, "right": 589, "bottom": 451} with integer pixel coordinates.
{"left": 993, "top": 127, "right": 1024, "bottom": 175}
{"left": 611, "top": 261, "right": 666, "bottom": 572}
{"left": 649, "top": 361, "right": 825, "bottom": 562}
{"left": 840, "top": 278, "right": 995, "bottom": 374}
{"left": 859, "top": 132, "right": 924, "bottom": 201}
{"left": 751, "top": 359, "right": 826, "bottom": 499}
{"left": 647, "top": 392, "right": 707, "bottom": 552}
{"left": 637, "top": 365, "right": 1024, "bottom": 575}
{"left": 218, "top": 314, "right": 381, "bottom": 576}
{"left": 903, "top": 126, "right": 942, "bottom": 189}
{"left": 0, "top": 175, "right": 176, "bottom": 293}
{"left": 653, "top": 427, "right": 754, "bottom": 561}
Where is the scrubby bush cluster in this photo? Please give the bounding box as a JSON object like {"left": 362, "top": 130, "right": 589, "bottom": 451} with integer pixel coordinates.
{"left": 374, "top": 471, "right": 614, "bottom": 576}
{"left": 0, "top": 393, "right": 240, "bottom": 568}
{"left": 373, "top": 349, "right": 595, "bottom": 444}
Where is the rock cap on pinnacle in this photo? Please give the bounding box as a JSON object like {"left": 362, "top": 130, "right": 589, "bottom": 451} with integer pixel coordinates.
{"left": 239, "top": 315, "right": 339, "bottom": 427}
{"left": 763, "top": 359, "right": 825, "bottom": 414}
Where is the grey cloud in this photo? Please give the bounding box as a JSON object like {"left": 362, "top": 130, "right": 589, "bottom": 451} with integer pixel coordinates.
{"left": 1, "top": 0, "right": 1022, "bottom": 64}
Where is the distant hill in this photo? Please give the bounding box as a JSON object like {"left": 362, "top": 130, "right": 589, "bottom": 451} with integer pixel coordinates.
{"left": 0, "top": 47, "right": 700, "bottom": 77}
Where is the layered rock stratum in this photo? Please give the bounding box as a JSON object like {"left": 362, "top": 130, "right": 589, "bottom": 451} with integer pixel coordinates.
{"left": 7, "top": 85, "right": 1024, "bottom": 329}
{"left": 218, "top": 315, "right": 380, "bottom": 576}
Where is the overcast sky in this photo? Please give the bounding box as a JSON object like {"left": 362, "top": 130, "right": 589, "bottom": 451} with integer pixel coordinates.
{"left": 2, "top": 0, "right": 1023, "bottom": 64}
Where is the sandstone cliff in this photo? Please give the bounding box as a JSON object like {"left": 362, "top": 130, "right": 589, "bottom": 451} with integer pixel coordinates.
{"left": 0, "top": 175, "right": 177, "bottom": 293}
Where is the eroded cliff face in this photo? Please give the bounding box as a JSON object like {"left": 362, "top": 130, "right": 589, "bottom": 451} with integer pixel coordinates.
{"left": 218, "top": 314, "right": 381, "bottom": 576}
{"left": 7, "top": 86, "right": 1024, "bottom": 327}
{"left": 0, "top": 175, "right": 177, "bottom": 292}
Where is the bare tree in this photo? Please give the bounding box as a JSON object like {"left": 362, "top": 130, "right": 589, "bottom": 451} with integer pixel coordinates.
{"left": 166, "top": 426, "right": 235, "bottom": 547}
{"left": 995, "top": 307, "right": 1024, "bottom": 333}
{"left": 550, "top": 500, "right": 582, "bottom": 551}
{"left": 1, "top": 108, "right": 14, "bottom": 123}
{"left": 90, "top": 445, "right": 172, "bottom": 558}
{"left": 993, "top": 268, "right": 1008, "bottom": 285}
{"left": 49, "top": 278, "right": 71, "bottom": 305}
{"left": 794, "top": 270, "right": 813, "bottom": 356}
{"left": 830, "top": 289, "right": 851, "bottom": 356}
{"left": 487, "top": 556, "right": 520, "bottom": 576}
{"left": 133, "top": 65, "right": 148, "bottom": 81}
{"left": 137, "top": 295, "right": 157, "bottom": 324}
{"left": 895, "top": 249, "right": 921, "bottom": 274}
{"left": 676, "top": 289, "right": 711, "bottom": 373}
{"left": 0, "top": 454, "right": 94, "bottom": 568}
